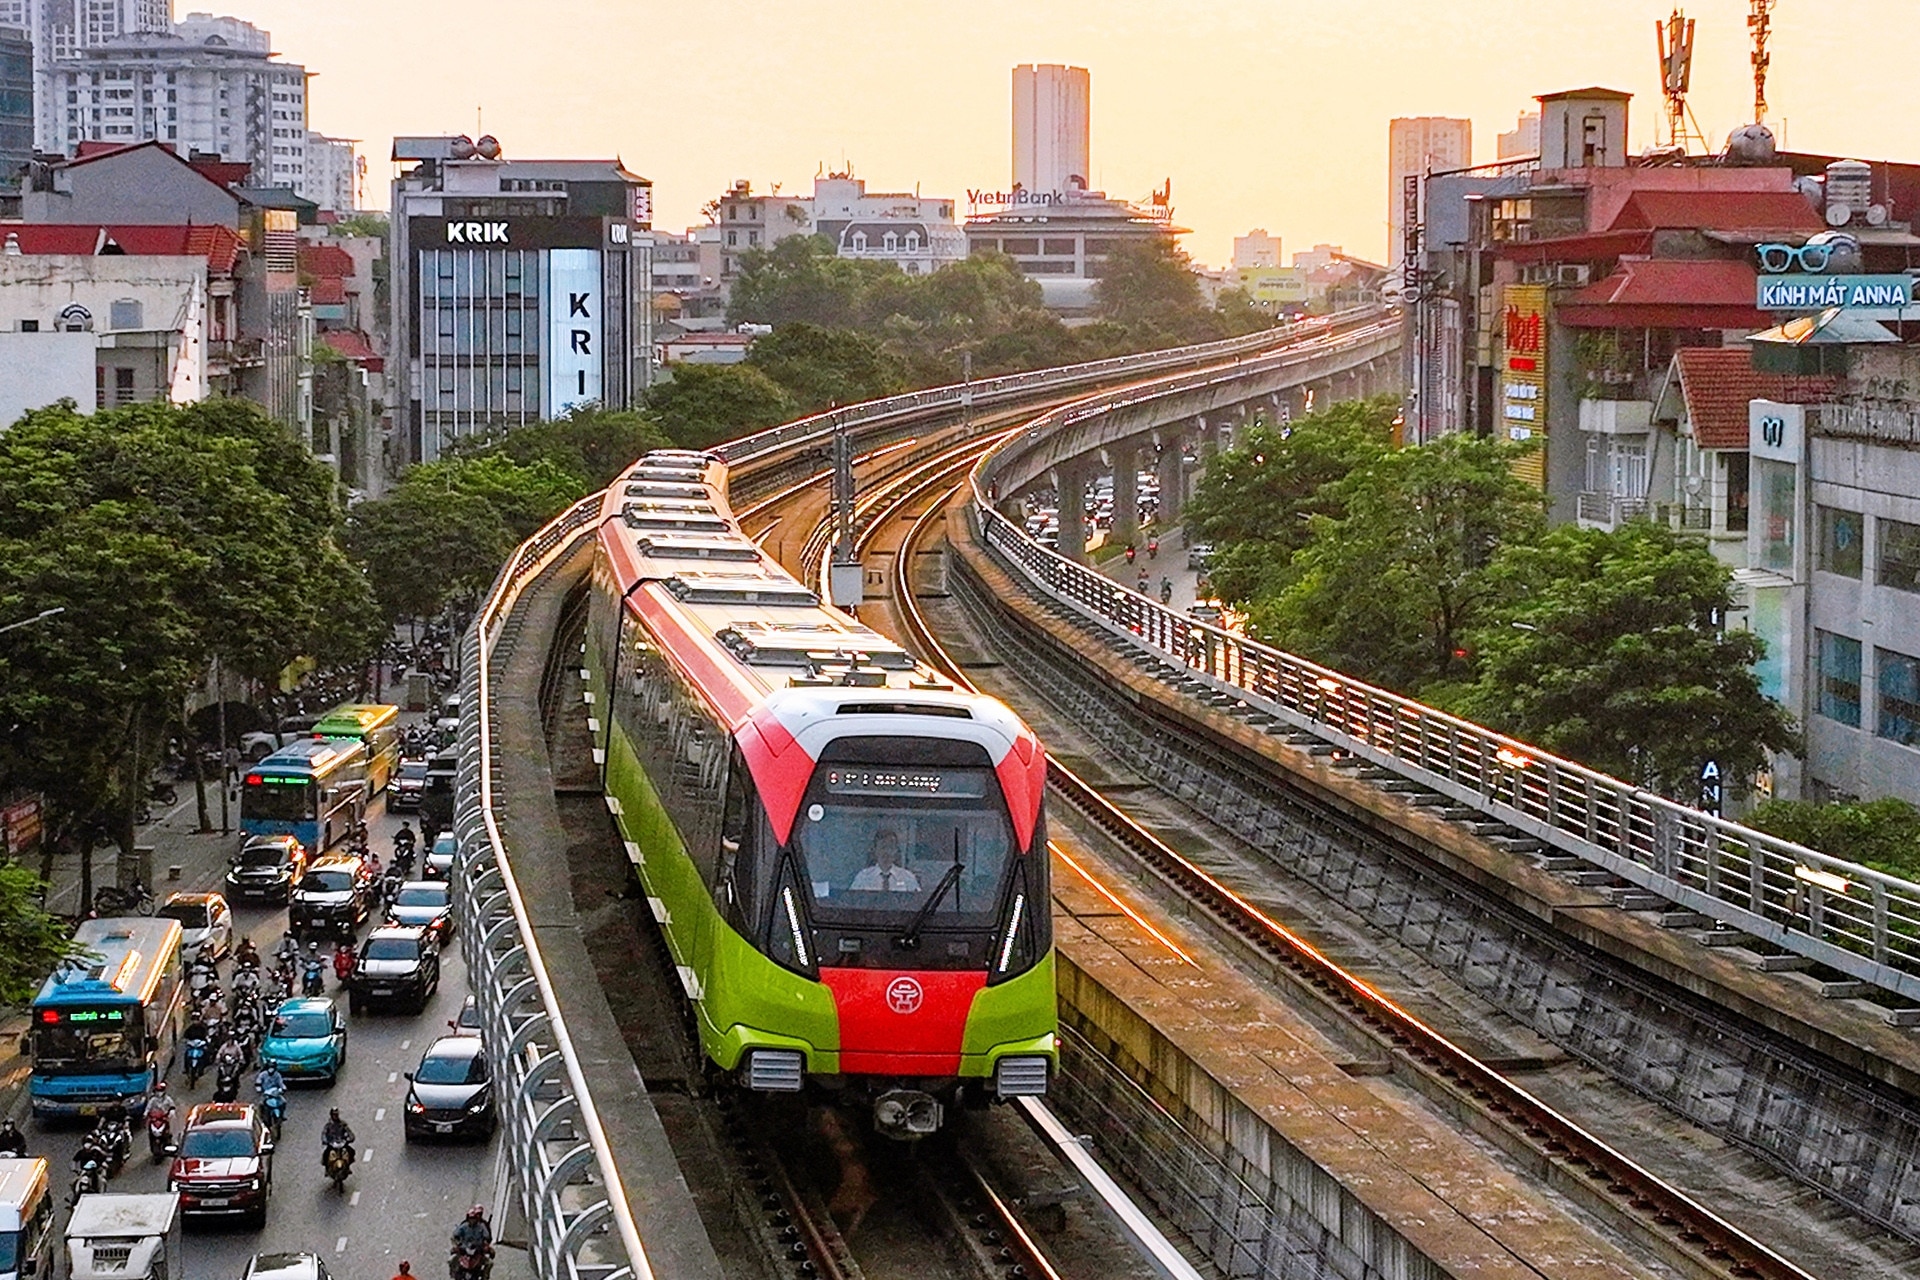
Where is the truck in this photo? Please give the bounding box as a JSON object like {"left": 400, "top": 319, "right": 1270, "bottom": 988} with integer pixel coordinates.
{"left": 66, "top": 1193, "right": 182, "bottom": 1280}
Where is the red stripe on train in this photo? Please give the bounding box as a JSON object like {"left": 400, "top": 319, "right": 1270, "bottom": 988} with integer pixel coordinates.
{"left": 818, "top": 967, "right": 986, "bottom": 1076}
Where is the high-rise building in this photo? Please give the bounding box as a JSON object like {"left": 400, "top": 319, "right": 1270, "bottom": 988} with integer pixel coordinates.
{"left": 1232, "top": 229, "right": 1281, "bottom": 270}
{"left": 1388, "top": 116, "right": 1471, "bottom": 267}
{"left": 1012, "top": 63, "right": 1089, "bottom": 195}
{"left": 49, "top": 28, "right": 307, "bottom": 187}
{"left": 389, "top": 136, "right": 655, "bottom": 467}
{"left": 0, "top": 24, "right": 32, "bottom": 190}
{"left": 1497, "top": 110, "right": 1540, "bottom": 159}
{"left": 5, "top": 0, "right": 171, "bottom": 150}
{"left": 302, "top": 131, "right": 358, "bottom": 213}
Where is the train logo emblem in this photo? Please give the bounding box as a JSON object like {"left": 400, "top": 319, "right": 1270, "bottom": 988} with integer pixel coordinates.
{"left": 886, "top": 977, "right": 924, "bottom": 1014}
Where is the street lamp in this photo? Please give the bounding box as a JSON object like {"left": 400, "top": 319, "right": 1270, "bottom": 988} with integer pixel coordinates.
{"left": 0, "top": 606, "right": 65, "bottom": 636}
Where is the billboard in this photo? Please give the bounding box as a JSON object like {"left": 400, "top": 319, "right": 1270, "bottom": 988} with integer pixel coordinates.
{"left": 1238, "top": 267, "right": 1308, "bottom": 305}
{"left": 547, "top": 248, "right": 603, "bottom": 414}
{"left": 1499, "top": 283, "right": 1548, "bottom": 488}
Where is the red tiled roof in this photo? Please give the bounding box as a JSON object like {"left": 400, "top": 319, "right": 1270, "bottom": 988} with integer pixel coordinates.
{"left": 1673, "top": 347, "right": 1838, "bottom": 450}
{"left": 1608, "top": 189, "right": 1826, "bottom": 235}
{"left": 309, "top": 277, "right": 347, "bottom": 305}
{"left": 298, "top": 243, "right": 355, "bottom": 278}
{"left": 1558, "top": 257, "right": 1765, "bottom": 330}
{"left": 320, "top": 329, "right": 383, "bottom": 372}
{"left": 0, "top": 224, "right": 243, "bottom": 274}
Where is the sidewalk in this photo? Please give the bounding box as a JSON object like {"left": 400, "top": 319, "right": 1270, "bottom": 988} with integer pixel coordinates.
{"left": 1092, "top": 525, "right": 1204, "bottom": 611}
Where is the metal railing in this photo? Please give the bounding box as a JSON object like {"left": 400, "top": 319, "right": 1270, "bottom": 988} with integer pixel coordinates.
{"left": 969, "top": 345, "right": 1920, "bottom": 1007}
{"left": 455, "top": 492, "right": 653, "bottom": 1280}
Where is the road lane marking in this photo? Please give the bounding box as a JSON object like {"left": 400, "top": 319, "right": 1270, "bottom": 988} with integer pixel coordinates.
{"left": 361, "top": 1146, "right": 372, "bottom": 1162}
{"left": 374, "top": 1108, "right": 386, "bottom": 1121}
{"left": 335, "top": 1236, "right": 347, "bottom": 1253}
{"left": 388, "top": 1072, "right": 398, "bottom": 1083}
{"left": 399, "top": 1039, "right": 410, "bottom": 1049}
{"left": 350, "top": 1190, "right": 361, "bottom": 1206}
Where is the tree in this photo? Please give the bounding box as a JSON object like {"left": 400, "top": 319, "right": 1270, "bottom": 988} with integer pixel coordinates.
{"left": 645, "top": 363, "right": 796, "bottom": 450}
{"left": 1095, "top": 238, "right": 1207, "bottom": 331}
{"left": 446, "top": 406, "right": 668, "bottom": 491}
{"left": 1254, "top": 433, "right": 1545, "bottom": 692}
{"left": 1184, "top": 397, "right": 1396, "bottom": 604}
{"left": 0, "top": 863, "right": 78, "bottom": 1004}
{"left": 344, "top": 483, "right": 512, "bottom": 627}
{"left": 1747, "top": 798, "right": 1920, "bottom": 881}
{"left": 747, "top": 323, "right": 908, "bottom": 412}
{"left": 1445, "top": 522, "right": 1799, "bottom": 800}
{"left": 727, "top": 236, "right": 893, "bottom": 328}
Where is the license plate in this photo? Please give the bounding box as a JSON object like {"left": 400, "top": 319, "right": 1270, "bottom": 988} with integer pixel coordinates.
{"left": 197, "top": 1196, "right": 229, "bottom": 1207}
{"left": 433, "top": 1122, "right": 454, "bottom": 1133}
{"left": 78, "top": 1104, "right": 97, "bottom": 1117}
{"left": 369, "top": 988, "right": 392, "bottom": 996}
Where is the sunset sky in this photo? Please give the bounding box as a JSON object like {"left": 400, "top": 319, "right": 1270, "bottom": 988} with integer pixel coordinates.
{"left": 233, "top": 0, "right": 1915, "bottom": 265}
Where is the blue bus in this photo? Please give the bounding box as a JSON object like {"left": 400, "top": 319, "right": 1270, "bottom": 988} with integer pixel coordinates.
{"left": 240, "top": 738, "right": 369, "bottom": 852}
{"left": 28, "top": 917, "right": 183, "bottom": 1119}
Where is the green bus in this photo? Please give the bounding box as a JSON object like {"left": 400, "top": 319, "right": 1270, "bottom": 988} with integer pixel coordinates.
{"left": 312, "top": 703, "right": 401, "bottom": 795}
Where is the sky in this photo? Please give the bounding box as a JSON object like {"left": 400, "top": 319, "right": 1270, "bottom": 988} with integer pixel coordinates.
{"left": 230, "top": 0, "right": 1917, "bottom": 266}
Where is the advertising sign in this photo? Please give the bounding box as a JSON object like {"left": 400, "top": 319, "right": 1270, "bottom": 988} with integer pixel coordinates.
{"left": 1238, "top": 267, "right": 1308, "bottom": 305}
{"left": 1749, "top": 399, "right": 1804, "bottom": 463}
{"left": 1756, "top": 275, "right": 1915, "bottom": 310}
{"left": 1499, "top": 284, "right": 1549, "bottom": 488}
{"left": 547, "top": 248, "right": 603, "bottom": 414}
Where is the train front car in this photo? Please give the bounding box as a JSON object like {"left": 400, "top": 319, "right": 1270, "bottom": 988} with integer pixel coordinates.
{"left": 586, "top": 450, "right": 1056, "bottom": 1139}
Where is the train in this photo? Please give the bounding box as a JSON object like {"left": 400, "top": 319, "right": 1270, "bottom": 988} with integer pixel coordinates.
{"left": 582, "top": 450, "right": 1056, "bottom": 1137}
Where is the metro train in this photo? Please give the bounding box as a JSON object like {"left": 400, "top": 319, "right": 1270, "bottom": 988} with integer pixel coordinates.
{"left": 582, "top": 450, "right": 1055, "bottom": 1137}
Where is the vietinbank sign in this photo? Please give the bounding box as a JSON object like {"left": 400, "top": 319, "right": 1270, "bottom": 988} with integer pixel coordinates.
{"left": 1756, "top": 275, "right": 1914, "bottom": 310}
{"left": 968, "top": 188, "right": 1069, "bottom": 210}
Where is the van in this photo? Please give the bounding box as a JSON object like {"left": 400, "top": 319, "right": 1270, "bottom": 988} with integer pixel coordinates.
{"left": 66, "top": 1192, "right": 182, "bottom": 1280}
{"left": 0, "top": 1159, "right": 54, "bottom": 1280}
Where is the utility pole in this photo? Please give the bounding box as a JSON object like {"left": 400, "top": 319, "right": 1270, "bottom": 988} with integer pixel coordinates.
{"left": 214, "top": 656, "right": 230, "bottom": 836}
{"left": 826, "top": 417, "right": 864, "bottom": 612}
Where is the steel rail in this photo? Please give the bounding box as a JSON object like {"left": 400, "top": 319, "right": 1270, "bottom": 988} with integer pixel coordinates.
{"left": 899, "top": 484, "right": 1820, "bottom": 1280}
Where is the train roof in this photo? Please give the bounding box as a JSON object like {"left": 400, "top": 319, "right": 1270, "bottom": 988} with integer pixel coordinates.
{"left": 596, "top": 450, "right": 1020, "bottom": 735}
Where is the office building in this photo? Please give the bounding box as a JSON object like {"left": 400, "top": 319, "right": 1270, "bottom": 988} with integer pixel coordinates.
{"left": 965, "top": 189, "right": 1181, "bottom": 315}
{"left": 1388, "top": 116, "right": 1471, "bottom": 266}
{"left": 0, "top": 24, "right": 30, "bottom": 191}
{"left": 1012, "top": 63, "right": 1089, "bottom": 195}
{"left": 1232, "top": 229, "right": 1280, "bottom": 270}
{"left": 302, "top": 131, "right": 358, "bottom": 213}
{"left": 4, "top": 0, "right": 170, "bottom": 150}
{"left": 1497, "top": 110, "right": 1540, "bottom": 159}
{"left": 48, "top": 27, "right": 307, "bottom": 187}
{"left": 389, "top": 135, "right": 655, "bottom": 467}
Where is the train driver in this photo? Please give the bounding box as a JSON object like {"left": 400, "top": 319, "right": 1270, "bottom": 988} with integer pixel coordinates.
{"left": 851, "top": 828, "right": 922, "bottom": 894}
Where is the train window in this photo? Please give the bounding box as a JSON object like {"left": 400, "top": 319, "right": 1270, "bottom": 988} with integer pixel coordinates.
{"left": 790, "top": 765, "right": 1014, "bottom": 928}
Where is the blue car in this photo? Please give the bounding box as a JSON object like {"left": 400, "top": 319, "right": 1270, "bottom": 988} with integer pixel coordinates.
{"left": 257, "top": 997, "right": 347, "bottom": 1085}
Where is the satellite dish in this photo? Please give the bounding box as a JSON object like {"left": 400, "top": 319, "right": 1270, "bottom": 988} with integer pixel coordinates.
{"left": 1684, "top": 475, "right": 1704, "bottom": 496}
{"left": 1827, "top": 203, "right": 1853, "bottom": 227}
{"left": 1867, "top": 204, "right": 1890, "bottom": 227}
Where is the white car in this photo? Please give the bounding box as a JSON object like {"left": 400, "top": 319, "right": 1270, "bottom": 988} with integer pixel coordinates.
{"left": 157, "top": 891, "right": 234, "bottom": 960}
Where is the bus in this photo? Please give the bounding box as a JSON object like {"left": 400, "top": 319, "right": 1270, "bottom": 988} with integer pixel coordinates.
{"left": 240, "top": 738, "right": 368, "bottom": 852}
{"left": 311, "top": 703, "right": 401, "bottom": 796}
{"left": 28, "top": 917, "right": 183, "bottom": 1119}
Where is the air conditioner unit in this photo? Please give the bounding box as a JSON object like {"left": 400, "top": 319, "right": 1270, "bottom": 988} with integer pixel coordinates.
{"left": 1556, "top": 264, "right": 1592, "bottom": 287}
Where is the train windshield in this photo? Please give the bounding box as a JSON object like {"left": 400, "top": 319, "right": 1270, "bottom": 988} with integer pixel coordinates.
{"left": 791, "top": 765, "right": 1014, "bottom": 927}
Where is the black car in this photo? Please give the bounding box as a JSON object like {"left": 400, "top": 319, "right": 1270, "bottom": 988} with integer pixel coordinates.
{"left": 385, "top": 880, "right": 454, "bottom": 944}
{"left": 225, "top": 834, "right": 309, "bottom": 904}
{"left": 388, "top": 758, "right": 430, "bottom": 812}
{"left": 288, "top": 855, "right": 375, "bottom": 940}
{"left": 403, "top": 1035, "right": 496, "bottom": 1141}
{"left": 348, "top": 925, "right": 441, "bottom": 1013}
{"left": 419, "top": 750, "right": 457, "bottom": 835}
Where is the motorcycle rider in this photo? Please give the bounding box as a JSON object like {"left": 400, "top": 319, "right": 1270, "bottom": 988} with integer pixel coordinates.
{"left": 1160, "top": 577, "right": 1174, "bottom": 605}
{"left": 273, "top": 928, "right": 300, "bottom": 966}
{"left": 332, "top": 940, "right": 356, "bottom": 985}
{"left": 214, "top": 1033, "right": 247, "bottom": 1080}
{"left": 321, "top": 1107, "right": 356, "bottom": 1178}
{"left": 389, "top": 1265, "right": 413, "bottom": 1280}
{"left": 450, "top": 1205, "right": 494, "bottom": 1269}
{"left": 302, "top": 942, "right": 326, "bottom": 996}
{"left": 234, "top": 936, "right": 260, "bottom": 969}
{"left": 255, "top": 1063, "right": 287, "bottom": 1102}
{"left": 394, "top": 822, "right": 417, "bottom": 859}
{"left": 0, "top": 1118, "right": 26, "bottom": 1158}
{"left": 143, "top": 1082, "right": 177, "bottom": 1127}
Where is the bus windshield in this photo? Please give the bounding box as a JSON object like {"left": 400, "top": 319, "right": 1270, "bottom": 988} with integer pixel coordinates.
{"left": 243, "top": 778, "right": 313, "bottom": 823}
{"left": 33, "top": 1015, "right": 141, "bottom": 1074}
{"left": 0, "top": 1229, "right": 18, "bottom": 1271}
{"left": 790, "top": 766, "right": 1013, "bottom": 926}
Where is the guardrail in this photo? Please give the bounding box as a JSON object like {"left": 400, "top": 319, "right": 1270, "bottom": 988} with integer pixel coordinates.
{"left": 969, "top": 335, "right": 1920, "bottom": 1007}
{"left": 455, "top": 492, "right": 652, "bottom": 1280}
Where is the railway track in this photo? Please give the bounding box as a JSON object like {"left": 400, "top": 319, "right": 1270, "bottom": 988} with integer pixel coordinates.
{"left": 885, "top": 486, "right": 1823, "bottom": 1280}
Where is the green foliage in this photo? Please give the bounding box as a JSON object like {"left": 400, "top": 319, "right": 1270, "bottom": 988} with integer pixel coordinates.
{"left": 726, "top": 236, "right": 896, "bottom": 329}
{"left": 1747, "top": 797, "right": 1920, "bottom": 880}
{"left": 1184, "top": 397, "right": 1397, "bottom": 604}
{"left": 645, "top": 363, "right": 797, "bottom": 450}
{"left": 1095, "top": 237, "right": 1207, "bottom": 331}
{"left": 445, "top": 406, "right": 668, "bottom": 493}
{"left": 1445, "top": 522, "right": 1799, "bottom": 800}
{"left": 1252, "top": 433, "right": 1546, "bottom": 691}
{"left": 0, "top": 863, "right": 77, "bottom": 1005}
{"left": 746, "top": 323, "right": 909, "bottom": 412}
{"left": 0, "top": 399, "right": 378, "bottom": 854}
{"left": 332, "top": 213, "right": 389, "bottom": 240}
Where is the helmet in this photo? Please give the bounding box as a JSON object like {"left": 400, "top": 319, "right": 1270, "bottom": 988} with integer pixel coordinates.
{"left": 308, "top": 942, "right": 320, "bottom": 953}
{"left": 328, "top": 1108, "right": 341, "bottom": 1119}
{"left": 398, "top": 1266, "right": 411, "bottom": 1276}
{"left": 466, "top": 1204, "right": 485, "bottom": 1220}
{"left": 153, "top": 1081, "right": 167, "bottom": 1092}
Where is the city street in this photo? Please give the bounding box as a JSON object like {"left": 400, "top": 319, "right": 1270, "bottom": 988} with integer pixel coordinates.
{"left": 16, "top": 767, "right": 528, "bottom": 1280}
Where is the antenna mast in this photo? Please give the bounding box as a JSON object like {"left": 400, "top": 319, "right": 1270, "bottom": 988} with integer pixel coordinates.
{"left": 1656, "top": 9, "right": 1704, "bottom": 152}
{"left": 1748, "top": 0, "right": 1775, "bottom": 124}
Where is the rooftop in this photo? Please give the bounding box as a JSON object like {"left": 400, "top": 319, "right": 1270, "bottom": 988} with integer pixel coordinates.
{"left": 1666, "top": 347, "right": 1839, "bottom": 449}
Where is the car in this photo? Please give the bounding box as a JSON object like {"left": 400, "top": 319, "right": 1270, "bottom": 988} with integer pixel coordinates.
{"left": 240, "top": 714, "right": 320, "bottom": 762}
{"left": 1187, "top": 542, "right": 1215, "bottom": 571}
{"left": 288, "top": 854, "right": 376, "bottom": 940}
{"left": 224, "top": 834, "right": 309, "bottom": 904}
{"left": 423, "top": 830, "right": 458, "bottom": 880}
{"left": 167, "top": 1101, "right": 274, "bottom": 1225}
{"left": 242, "top": 1254, "right": 334, "bottom": 1280}
{"left": 447, "top": 994, "right": 482, "bottom": 1036}
{"left": 156, "top": 891, "right": 232, "bottom": 960}
{"left": 257, "top": 996, "right": 347, "bottom": 1084}
{"left": 403, "top": 1035, "right": 496, "bottom": 1141}
{"left": 385, "top": 880, "right": 454, "bottom": 943}
{"left": 388, "top": 758, "right": 430, "bottom": 811}
{"left": 348, "top": 925, "right": 440, "bottom": 1013}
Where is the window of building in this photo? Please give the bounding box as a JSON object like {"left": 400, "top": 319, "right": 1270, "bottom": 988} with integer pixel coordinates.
{"left": 19, "top": 320, "right": 38, "bottom": 333}
{"left": 1818, "top": 506, "right": 1864, "bottom": 577}
{"left": 1817, "top": 630, "right": 1863, "bottom": 728}
{"left": 852, "top": 231, "right": 867, "bottom": 251}
{"left": 726, "top": 230, "right": 736, "bottom": 247}
{"left": 1043, "top": 238, "right": 1075, "bottom": 256}
{"left": 113, "top": 366, "right": 135, "bottom": 406}
{"left": 1753, "top": 458, "right": 1796, "bottom": 573}
{"left": 1880, "top": 518, "right": 1920, "bottom": 595}
{"left": 883, "top": 232, "right": 897, "bottom": 252}
{"left": 1002, "top": 238, "right": 1039, "bottom": 255}
{"left": 906, "top": 232, "right": 919, "bottom": 251}
{"left": 109, "top": 299, "right": 142, "bottom": 330}
{"left": 1879, "top": 649, "right": 1920, "bottom": 747}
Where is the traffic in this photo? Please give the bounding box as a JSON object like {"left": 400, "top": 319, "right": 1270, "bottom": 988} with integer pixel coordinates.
{"left": 3, "top": 699, "right": 513, "bottom": 1280}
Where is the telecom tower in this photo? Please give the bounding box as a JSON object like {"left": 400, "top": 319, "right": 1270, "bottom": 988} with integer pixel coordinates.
{"left": 1656, "top": 9, "right": 1708, "bottom": 153}
{"left": 1749, "top": 0, "right": 1776, "bottom": 124}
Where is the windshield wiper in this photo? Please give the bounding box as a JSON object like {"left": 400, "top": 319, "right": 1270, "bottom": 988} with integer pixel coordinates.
{"left": 895, "top": 863, "right": 963, "bottom": 951}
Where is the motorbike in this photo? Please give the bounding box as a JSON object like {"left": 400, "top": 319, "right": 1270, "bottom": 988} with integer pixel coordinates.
{"left": 68, "top": 1158, "right": 105, "bottom": 1207}
{"left": 213, "top": 1058, "right": 242, "bottom": 1103}
{"left": 301, "top": 958, "right": 326, "bottom": 997}
{"left": 145, "top": 1110, "right": 172, "bottom": 1163}
{"left": 187, "top": 960, "right": 219, "bottom": 1000}
{"left": 448, "top": 1242, "right": 494, "bottom": 1279}
{"left": 332, "top": 945, "right": 355, "bottom": 985}
{"left": 92, "top": 1117, "right": 131, "bottom": 1177}
{"left": 148, "top": 781, "right": 179, "bottom": 807}
{"left": 91, "top": 881, "right": 154, "bottom": 915}
{"left": 259, "top": 1089, "right": 286, "bottom": 1140}
{"left": 182, "top": 1036, "right": 210, "bottom": 1088}
{"left": 323, "top": 1139, "right": 354, "bottom": 1192}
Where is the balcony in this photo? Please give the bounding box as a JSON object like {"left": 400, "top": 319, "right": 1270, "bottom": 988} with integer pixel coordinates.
{"left": 1577, "top": 492, "right": 1650, "bottom": 529}
{"left": 1654, "top": 503, "right": 1714, "bottom": 532}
